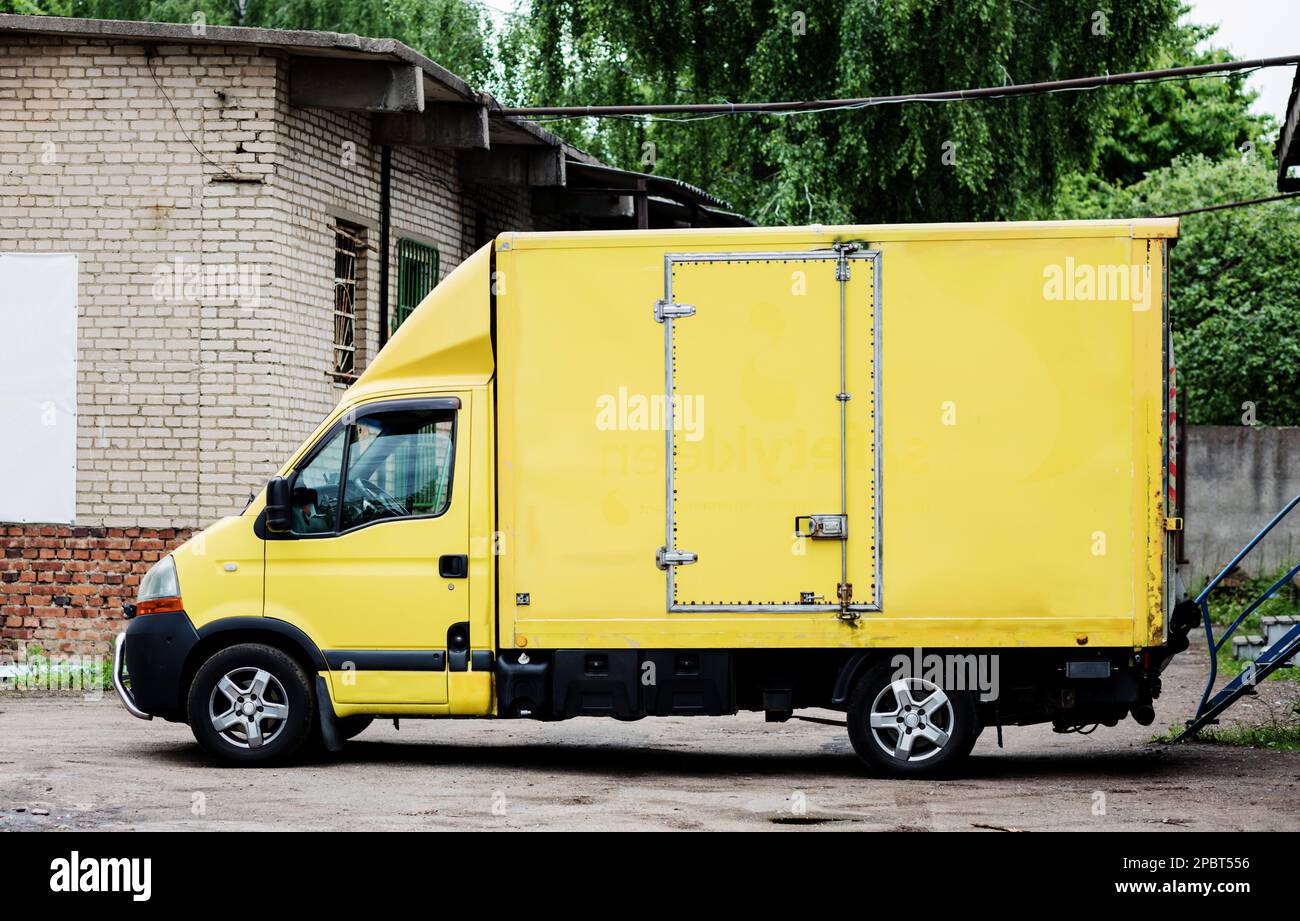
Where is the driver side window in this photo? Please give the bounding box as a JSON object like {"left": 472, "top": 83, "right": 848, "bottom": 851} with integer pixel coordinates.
{"left": 288, "top": 405, "right": 455, "bottom": 536}
{"left": 339, "top": 408, "right": 455, "bottom": 531}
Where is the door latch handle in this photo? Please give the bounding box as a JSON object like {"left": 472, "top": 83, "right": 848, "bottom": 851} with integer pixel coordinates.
{"left": 794, "top": 515, "right": 848, "bottom": 539}
{"left": 439, "top": 554, "right": 469, "bottom": 578}
{"left": 656, "top": 547, "right": 698, "bottom": 570}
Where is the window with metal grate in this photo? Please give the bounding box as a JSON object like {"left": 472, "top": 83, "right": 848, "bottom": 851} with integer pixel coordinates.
{"left": 394, "top": 238, "right": 440, "bottom": 334}
{"left": 331, "top": 222, "right": 367, "bottom": 381}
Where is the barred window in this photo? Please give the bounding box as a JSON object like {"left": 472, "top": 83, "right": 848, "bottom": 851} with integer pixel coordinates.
{"left": 332, "top": 222, "right": 366, "bottom": 380}
{"left": 394, "top": 238, "right": 440, "bottom": 334}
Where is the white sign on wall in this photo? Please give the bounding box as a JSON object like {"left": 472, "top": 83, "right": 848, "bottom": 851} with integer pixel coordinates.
{"left": 0, "top": 253, "right": 78, "bottom": 524}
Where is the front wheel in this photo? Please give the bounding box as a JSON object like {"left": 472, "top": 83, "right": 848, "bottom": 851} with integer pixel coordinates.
{"left": 188, "top": 644, "right": 316, "bottom": 766}
{"left": 846, "top": 661, "right": 979, "bottom": 778}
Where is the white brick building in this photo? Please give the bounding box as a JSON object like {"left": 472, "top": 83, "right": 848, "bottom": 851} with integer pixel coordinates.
{"left": 0, "top": 14, "right": 745, "bottom": 653}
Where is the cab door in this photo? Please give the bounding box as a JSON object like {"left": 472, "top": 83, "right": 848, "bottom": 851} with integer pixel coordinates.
{"left": 265, "top": 395, "right": 469, "bottom": 707}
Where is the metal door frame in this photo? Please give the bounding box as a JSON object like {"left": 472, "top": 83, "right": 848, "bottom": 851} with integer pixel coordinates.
{"left": 659, "top": 248, "right": 883, "bottom": 613}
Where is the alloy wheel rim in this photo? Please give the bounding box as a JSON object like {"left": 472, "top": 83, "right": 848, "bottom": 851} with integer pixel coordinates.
{"left": 208, "top": 667, "right": 289, "bottom": 749}
{"left": 868, "top": 677, "right": 954, "bottom": 763}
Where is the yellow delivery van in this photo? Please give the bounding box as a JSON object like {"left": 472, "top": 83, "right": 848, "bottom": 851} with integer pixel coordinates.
{"left": 114, "top": 220, "right": 1194, "bottom": 777}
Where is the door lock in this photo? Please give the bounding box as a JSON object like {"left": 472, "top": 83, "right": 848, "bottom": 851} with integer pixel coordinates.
{"left": 794, "top": 514, "right": 847, "bottom": 539}
{"left": 656, "top": 546, "right": 698, "bottom": 570}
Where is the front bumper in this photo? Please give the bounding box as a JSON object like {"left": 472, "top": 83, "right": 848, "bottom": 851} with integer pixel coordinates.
{"left": 113, "top": 610, "right": 200, "bottom": 721}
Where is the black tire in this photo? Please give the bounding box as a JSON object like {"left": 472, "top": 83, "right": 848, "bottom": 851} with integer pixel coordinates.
{"left": 337, "top": 715, "right": 374, "bottom": 740}
{"left": 846, "top": 660, "right": 979, "bottom": 778}
{"left": 187, "top": 643, "right": 316, "bottom": 766}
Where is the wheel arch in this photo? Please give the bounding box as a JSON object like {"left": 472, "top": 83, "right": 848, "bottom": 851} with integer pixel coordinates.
{"left": 830, "top": 651, "right": 894, "bottom": 708}
{"left": 182, "top": 617, "right": 328, "bottom": 701}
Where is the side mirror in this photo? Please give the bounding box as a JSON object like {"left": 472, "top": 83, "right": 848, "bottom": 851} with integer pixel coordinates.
{"left": 265, "top": 476, "right": 293, "bottom": 534}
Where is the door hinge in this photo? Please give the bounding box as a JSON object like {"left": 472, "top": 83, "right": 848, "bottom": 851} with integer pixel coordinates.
{"left": 836, "top": 582, "right": 860, "bottom": 621}
{"left": 654, "top": 299, "right": 695, "bottom": 323}
{"left": 1164, "top": 517, "right": 1184, "bottom": 532}
{"left": 656, "top": 546, "right": 698, "bottom": 570}
{"left": 833, "top": 241, "right": 859, "bottom": 282}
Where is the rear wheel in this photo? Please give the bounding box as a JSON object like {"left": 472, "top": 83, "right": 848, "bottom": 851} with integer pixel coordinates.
{"left": 846, "top": 661, "right": 978, "bottom": 777}
{"left": 188, "top": 643, "right": 315, "bottom": 766}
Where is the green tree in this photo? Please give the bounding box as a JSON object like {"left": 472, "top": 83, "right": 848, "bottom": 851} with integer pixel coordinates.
{"left": 1055, "top": 154, "right": 1300, "bottom": 426}
{"left": 499, "top": 0, "right": 1183, "bottom": 223}
{"left": 1092, "top": 19, "right": 1273, "bottom": 187}
{"left": 0, "top": 0, "right": 72, "bottom": 12}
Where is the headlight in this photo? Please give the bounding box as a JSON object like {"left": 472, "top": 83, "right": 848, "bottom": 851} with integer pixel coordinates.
{"left": 133, "top": 555, "right": 183, "bottom": 616}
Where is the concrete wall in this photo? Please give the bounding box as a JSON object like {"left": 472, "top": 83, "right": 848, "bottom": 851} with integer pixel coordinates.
{"left": 1184, "top": 426, "right": 1300, "bottom": 584}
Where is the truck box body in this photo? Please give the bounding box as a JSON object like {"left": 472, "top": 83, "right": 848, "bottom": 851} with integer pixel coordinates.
{"left": 490, "top": 222, "right": 1176, "bottom": 652}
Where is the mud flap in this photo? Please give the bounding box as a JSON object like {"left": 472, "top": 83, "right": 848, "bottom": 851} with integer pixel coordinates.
{"left": 316, "top": 675, "right": 344, "bottom": 753}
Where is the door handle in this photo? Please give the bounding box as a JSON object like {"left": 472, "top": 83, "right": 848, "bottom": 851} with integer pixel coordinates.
{"left": 439, "top": 554, "right": 469, "bottom": 578}
{"left": 794, "top": 515, "right": 848, "bottom": 539}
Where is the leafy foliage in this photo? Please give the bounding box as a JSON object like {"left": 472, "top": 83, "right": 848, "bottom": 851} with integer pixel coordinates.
{"left": 1093, "top": 21, "right": 1273, "bottom": 187}
{"left": 0, "top": 0, "right": 72, "bottom": 12}
{"left": 1055, "top": 153, "right": 1300, "bottom": 425}
{"left": 498, "top": 0, "right": 1183, "bottom": 223}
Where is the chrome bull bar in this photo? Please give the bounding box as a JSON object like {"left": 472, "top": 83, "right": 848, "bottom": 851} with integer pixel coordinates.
{"left": 112, "top": 632, "right": 152, "bottom": 720}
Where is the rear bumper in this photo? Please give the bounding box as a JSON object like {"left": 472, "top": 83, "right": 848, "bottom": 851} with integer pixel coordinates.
{"left": 114, "top": 610, "right": 200, "bottom": 720}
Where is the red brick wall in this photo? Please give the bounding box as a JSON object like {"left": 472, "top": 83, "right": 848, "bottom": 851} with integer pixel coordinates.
{"left": 1, "top": 525, "right": 194, "bottom": 656}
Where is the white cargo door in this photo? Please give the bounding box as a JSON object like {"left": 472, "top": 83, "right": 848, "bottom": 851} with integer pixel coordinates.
{"left": 656, "top": 249, "right": 879, "bottom": 613}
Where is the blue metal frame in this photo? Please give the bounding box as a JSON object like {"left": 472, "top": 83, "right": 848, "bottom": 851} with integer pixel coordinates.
{"left": 1175, "top": 493, "right": 1300, "bottom": 741}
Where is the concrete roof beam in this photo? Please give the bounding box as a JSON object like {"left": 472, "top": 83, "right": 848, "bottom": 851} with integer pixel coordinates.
{"left": 289, "top": 56, "right": 424, "bottom": 113}
{"left": 372, "top": 104, "right": 489, "bottom": 149}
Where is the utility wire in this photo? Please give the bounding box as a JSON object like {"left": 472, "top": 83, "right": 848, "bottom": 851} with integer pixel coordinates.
{"left": 144, "top": 49, "right": 241, "bottom": 181}
{"left": 529, "top": 69, "right": 1269, "bottom": 125}
{"left": 498, "top": 53, "right": 1300, "bottom": 119}
{"left": 1152, "top": 191, "right": 1300, "bottom": 218}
